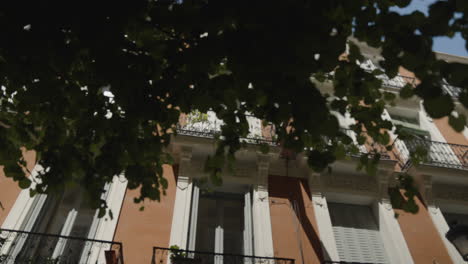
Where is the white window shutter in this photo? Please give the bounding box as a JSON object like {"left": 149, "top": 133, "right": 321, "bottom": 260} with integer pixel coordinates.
{"left": 329, "top": 203, "right": 389, "bottom": 264}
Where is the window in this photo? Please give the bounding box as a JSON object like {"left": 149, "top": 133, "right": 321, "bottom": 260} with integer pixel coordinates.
{"left": 389, "top": 112, "right": 430, "bottom": 140}
{"left": 187, "top": 183, "right": 253, "bottom": 258}
{"left": 3, "top": 185, "right": 108, "bottom": 263}
{"left": 328, "top": 203, "right": 389, "bottom": 264}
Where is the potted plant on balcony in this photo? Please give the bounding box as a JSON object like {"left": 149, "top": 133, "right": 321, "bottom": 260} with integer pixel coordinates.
{"left": 169, "top": 245, "right": 201, "bottom": 264}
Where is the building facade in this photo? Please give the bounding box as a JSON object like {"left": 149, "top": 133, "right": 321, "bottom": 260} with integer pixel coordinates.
{"left": 1, "top": 45, "right": 468, "bottom": 264}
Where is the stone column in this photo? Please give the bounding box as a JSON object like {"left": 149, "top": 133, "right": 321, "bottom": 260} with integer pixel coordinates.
{"left": 308, "top": 172, "right": 340, "bottom": 262}
{"left": 375, "top": 169, "right": 414, "bottom": 264}
{"left": 169, "top": 146, "right": 193, "bottom": 249}
{"left": 252, "top": 154, "right": 274, "bottom": 257}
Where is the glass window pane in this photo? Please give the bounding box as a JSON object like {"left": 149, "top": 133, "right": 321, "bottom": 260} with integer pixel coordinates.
{"left": 223, "top": 199, "right": 244, "bottom": 255}
{"left": 195, "top": 196, "right": 217, "bottom": 253}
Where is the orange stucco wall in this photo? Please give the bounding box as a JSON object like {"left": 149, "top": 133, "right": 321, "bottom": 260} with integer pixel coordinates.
{"left": 268, "top": 175, "right": 323, "bottom": 264}
{"left": 395, "top": 194, "right": 452, "bottom": 264}
{"left": 0, "top": 150, "right": 36, "bottom": 226}
{"left": 113, "top": 164, "right": 177, "bottom": 264}
{"left": 433, "top": 117, "right": 468, "bottom": 145}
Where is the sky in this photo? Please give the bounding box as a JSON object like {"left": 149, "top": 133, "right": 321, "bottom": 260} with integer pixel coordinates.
{"left": 393, "top": 0, "right": 468, "bottom": 57}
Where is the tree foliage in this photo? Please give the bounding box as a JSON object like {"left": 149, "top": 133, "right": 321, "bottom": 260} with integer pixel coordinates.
{"left": 1, "top": 1, "right": 467, "bottom": 211}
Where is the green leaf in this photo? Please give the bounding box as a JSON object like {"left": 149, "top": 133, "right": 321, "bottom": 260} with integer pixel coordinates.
{"left": 448, "top": 114, "right": 466, "bottom": 132}
{"left": 399, "top": 84, "right": 414, "bottom": 99}
{"left": 19, "top": 178, "right": 31, "bottom": 189}
{"left": 98, "top": 207, "right": 106, "bottom": 218}
{"left": 259, "top": 143, "right": 270, "bottom": 154}
{"left": 423, "top": 95, "right": 454, "bottom": 118}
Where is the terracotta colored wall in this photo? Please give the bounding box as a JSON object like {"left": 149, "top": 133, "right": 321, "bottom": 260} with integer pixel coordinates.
{"left": 433, "top": 117, "right": 468, "bottom": 145}
{"left": 395, "top": 194, "right": 452, "bottom": 264}
{"left": 268, "top": 175, "right": 323, "bottom": 264}
{"left": 113, "top": 164, "right": 177, "bottom": 264}
{"left": 0, "top": 150, "right": 36, "bottom": 226}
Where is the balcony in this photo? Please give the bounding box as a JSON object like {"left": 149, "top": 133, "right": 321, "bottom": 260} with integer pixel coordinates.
{"left": 375, "top": 73, "right": 415, "bottom": 90}
{"left": 396, "top": 138, "right": 468, "bottom": 171}
{"left": 177, "top": 112, "right": 468, "bottom": 172}
{"left": 0, "top": 228, "right": 124, "bottom": 264}
{"left": 176, "top": 111, "right": 276, "bottom": 145}
{"left": 152, "top": 247, "right": 295, "bottom": 264}
{"left": 340, "top": 129, "right": 393, "bottom": 160}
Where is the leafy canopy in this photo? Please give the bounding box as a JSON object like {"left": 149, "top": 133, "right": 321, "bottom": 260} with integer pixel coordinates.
{"left": 1, "top": 1, "right": 467, "bottom": 211}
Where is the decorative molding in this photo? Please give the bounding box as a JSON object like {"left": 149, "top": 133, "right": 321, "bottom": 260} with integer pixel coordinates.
{"left": 377, "top": 170, "right": 394, "bottom": 202}
{"left": 169, "top": 148, "right": 194, "bottom": 250}
{"left": 178, "top": 146, "right": 193, "bottom": 177}
{"left": 256, "top": 154, "right": 270, "bottom": 187}
{"left": 308, "top": 172, "right": 323, "bottom": 194}
{"left": 433, "top": 183, "right": 468, "bottom": 203}
{"left": 233, "top": 167, "right": 254, "bottom": 178}
{"left": 252, "top": 153, "right": 274, "bottom": 257}
{"left": 323, "top": 174, "right": 377, "bottom": 193}
{"left": 421, "top": 174, "right": 434, "bottom": 205}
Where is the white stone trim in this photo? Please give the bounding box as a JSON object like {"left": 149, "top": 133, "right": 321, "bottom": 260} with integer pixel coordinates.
{"left": 310, "top": 170, "right": 413, "bottom": 264}
{"left": 1, "top": 165, "right": 45, "bottom": 230}
{"left": 252, "top": 186, "right": 274, "bottom": 257}
{"left": 311, "top": 193, "right": 340, "bottom": 262}
{"left": 89, "top": 174, "right": 128, "bottom": 264}
{"left": 374, "top": 201, "right": 414, "bottom": 264}
{"left": 462, "top": 126, "right": 468, "bottom": 141}
{"left": 187, "top": 184, "right": 200, "bottom": 251}
{"left": 244, "top": 191, "right": 254, "bottom": 256}
{"left": 252, "top": 154, "right": 274, "bottom": 257}
{"left": 429, "top": 206, "right": 467, "bottom": 264}
{"left": 168, "top": 176, "right": 193, "bottom": 249}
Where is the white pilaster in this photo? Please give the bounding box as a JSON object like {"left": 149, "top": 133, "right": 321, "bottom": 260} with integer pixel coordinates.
{"left": 1, "top": 165, "right": 46, "bottom": 230}
{"left": 376, "top": 200, "right": 414, "bottom": 264}
{"left": 252, "top": 154, "right": 274, "bottom": 257}
{"left": 308, "top": 172, "right": 340, "bottom": 262}
{"left": 89, "top": 174, "right": 128, "bottom": 264}
{"left": 429, "top": 206, "right": 467, "bottom": 264}
{"left": 169, "top": 147, "right": 193, "bottom": 249}
{"left": 375, "top": 170, "right": 414, "bottom": 264}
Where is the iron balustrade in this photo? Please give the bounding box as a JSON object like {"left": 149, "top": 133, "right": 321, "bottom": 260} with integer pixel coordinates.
{"left": 176, "top": 113, "right": 277, "bottom": 146}
{"left": 442, "top": 80, "right": 463, "bottom": 98}
{"left": 340, "top": 129, "right": 393, "bottom": 160}
{"left": 374, "top": 73, "right": 415, "bottom": 90}
{"left": 337, "top": 129, "right": 468, "bottom": 171}
{"left": 0, "top": 228, "right": 124, "bottom": 264}
{"left": 399, "top": 138, "right": 468, "bottom": 171}
{"left": 177, "top": 113, "right": 468, "bottom": 171}
{"left": 152, "top": 247, "right": 294, "bottom": 264}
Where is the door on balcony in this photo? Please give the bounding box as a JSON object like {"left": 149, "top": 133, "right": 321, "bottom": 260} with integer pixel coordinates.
{"left": 187, "top": 184, "right": 253, "bottom": 263}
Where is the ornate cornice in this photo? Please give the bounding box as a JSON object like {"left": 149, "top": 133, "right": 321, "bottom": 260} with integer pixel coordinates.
{"left": 323, "top": 174, "right": 378, "bottom": 193}
{"left": 433, "top": 183, "right": 468, "bottom": 202}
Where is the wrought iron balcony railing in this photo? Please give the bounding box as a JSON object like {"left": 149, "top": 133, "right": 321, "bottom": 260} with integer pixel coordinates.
{"left": 152, "top": 247, "right": 294, "bottom": 264}
{"left": 442, "top": 80, "right": 463, "bottom": 98}
{"left": 398, "top": 138, "right": 468, "bottom": 171}
{"left": 176, "top": 112, "right": 277, "bottom": 145}
{"left": 0, "top": 228, "right": 124, "bottom": 264}
{"left": 375, "top": 73, "right": 415, "bottom": 90}
{"left": 340, "top": 129, "right": 393, "bottom": 160}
